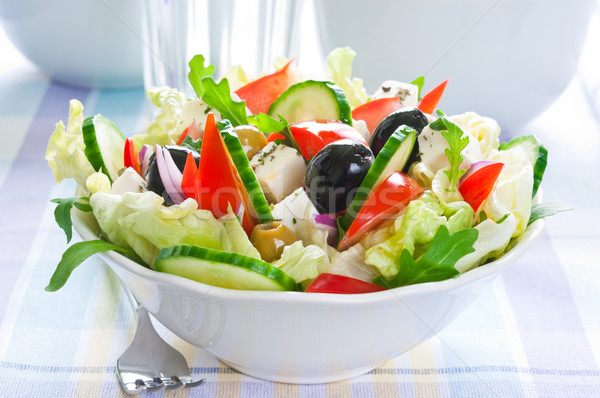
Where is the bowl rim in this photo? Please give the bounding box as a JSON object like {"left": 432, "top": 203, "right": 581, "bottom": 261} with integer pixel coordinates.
{"left": 72, "top": 207, "right": 545, "bottom": 305}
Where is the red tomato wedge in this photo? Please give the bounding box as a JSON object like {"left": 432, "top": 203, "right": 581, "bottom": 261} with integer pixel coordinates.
{"left": 123, "top": 138, "right": 141, "bottom": 175}
{"left": 176, "top": 121, "right": 202, "bottom": 145}
{"left": 418, "top": 79, "right": 449, "bottom": 115}
{"left": 352, "top": 97, "right": 402, "bottom": 134}
{"left": 459, "top": 161, "right": 504, "bottom": 211}
{"left": 235, "top": 59, "right": 303, "bottom": 115}
{"left": 339, "top": 172, "right": 424, "bottom": 250}
{"left": 306, "top": 273, "right": 387, "bottom": 294}
{"left": 181, "top": 152, "right": 199, "bottom": 199}
{"left": 195, "top": 113, "right": 243, "bottom": 218}
{"left": 268, "top": 120, "right": 367, "bottom": 160}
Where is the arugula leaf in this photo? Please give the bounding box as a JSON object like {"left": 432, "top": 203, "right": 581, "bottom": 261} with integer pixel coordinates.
{"left": 179, "top": 135, "right": 202, "bottom": 153}
{"left": 374, "top": 225, "right": 478, "bottom": 288}
{"left": 248, "top": 113, "right": 287, "bottom": 133}
{"left": 411, "top": 76, "right": 425, "bottom": 100}
{"left": 45, "top": 240, "right": 142, "bottom": 292}
{"left": 50, "top": 197, "right": 92, "bottom": 243}
{"left": 248, "top": 113, "right": 306, "bottom": 163}
{"left": 201, "top": 77, "right": 248, "bottom": 127}
{"left": 430, "top": 114, "right": 469, "bottom": 192}
{"left": 188, "top": 55, "right": 215, "bottom": 98}
{"left": 528, "top": 202, "right": 573, "bottom": 225}
{"left": 188, "top": 55, "right": 248, "bottom": 126}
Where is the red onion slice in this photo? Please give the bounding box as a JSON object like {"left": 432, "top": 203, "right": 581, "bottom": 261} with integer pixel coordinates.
{"left": 154, "top": 145, "right": 186, "bottom": 204}
{"left": 313, "top": 213, "right": 339, "bottom": 246}
{"left": 138, "top": 144, "right": 153, "bottom": 176}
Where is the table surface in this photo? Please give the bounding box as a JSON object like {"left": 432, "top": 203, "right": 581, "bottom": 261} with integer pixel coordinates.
{"left": 1, "top": 6, "right": 600, "bottom": 398}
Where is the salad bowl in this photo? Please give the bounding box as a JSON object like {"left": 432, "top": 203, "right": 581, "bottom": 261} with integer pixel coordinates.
{"left": 73, "top": 208, "right": 544, "bottom": 384}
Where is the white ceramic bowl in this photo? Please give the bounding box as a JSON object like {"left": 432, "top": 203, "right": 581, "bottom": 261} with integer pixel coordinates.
{"left": 72, "top": 210, "right": 544, "bottom": 384}
{"left": 314, "top": 0, "right": 595, "bottom": 133}
{"left": 0, "top": 0, "right": 143, "bottom": 88}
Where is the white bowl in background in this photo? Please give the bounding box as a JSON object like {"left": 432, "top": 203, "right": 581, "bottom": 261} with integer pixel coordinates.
{"left": 314, "top": 0, "right": 596, "bottom": 133}
{"left": 0, "top": 0, "right": 143, "bottom": 89}
{"left": 72, "top": 209, "right": 544, "bottom": 384}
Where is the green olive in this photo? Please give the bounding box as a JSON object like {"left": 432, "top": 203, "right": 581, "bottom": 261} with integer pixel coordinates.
{"left": 235, "top": 125, "right": 268, "bottom": 159}
{"left": 250, "top": 221, "right": 297, "bottom": 262}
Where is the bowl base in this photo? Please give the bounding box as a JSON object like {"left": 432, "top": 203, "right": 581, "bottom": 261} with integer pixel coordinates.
{"left": 219, "top": 359, "right": 386, "bottom": 384}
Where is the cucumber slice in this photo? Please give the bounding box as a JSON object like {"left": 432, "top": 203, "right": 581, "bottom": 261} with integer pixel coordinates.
{"left": 217, "top": 120, "right": 273, "bottom": 223}
{"left": 82, "top": 115, "right": 126, "bottom": 183}
{"left": 340, "top": 126, "right": 417, "bottom": 231}
{"left": 268, "top": 80, "right": 352, "bottom": 125}
{"left": 498, "top": 134, "right": 547, "bottom": 197}
{"left": 155, "top": 245, "right": 298, "bottom": 291}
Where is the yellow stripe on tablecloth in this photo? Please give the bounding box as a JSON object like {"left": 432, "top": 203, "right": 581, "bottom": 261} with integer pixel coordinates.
{"left": 73, "top": 269, "right": 122, "bottom": 398}
{"left": 274, "top": 381, "right": 299, "bottom": 398}
{"left": 409, "top": 341, "right": 441, "bottom": 398}
{"left": 326, "top": 378, "right": 351, "bottom": 397}
{"left": 493, "top": 279, "right": 537, "bottom": 398}
{"left": 215, "top": 361, "right": 243, "bottom": 397}
{"left": 372, "top": 358, "right": 401, "bottom": 396}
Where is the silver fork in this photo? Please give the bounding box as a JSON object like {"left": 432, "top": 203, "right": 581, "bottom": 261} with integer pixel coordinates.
{"left": 117, "top": 287, "right": 205, "bottom": 394}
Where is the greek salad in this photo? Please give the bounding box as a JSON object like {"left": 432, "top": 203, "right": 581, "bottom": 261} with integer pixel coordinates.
{"left": 45, "top": 48, "right": 564, "bottom": 294}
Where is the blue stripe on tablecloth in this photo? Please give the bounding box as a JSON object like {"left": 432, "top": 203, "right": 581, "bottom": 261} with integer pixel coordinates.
{"left": 0, "top": 83, "right": 90, "bottom": 321}
{"left": 3, "top": 362, "right": 599, "bottom": 377}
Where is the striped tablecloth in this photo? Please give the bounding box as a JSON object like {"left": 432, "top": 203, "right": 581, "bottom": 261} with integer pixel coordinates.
{"left": 2, "top": 17, "right": 600, "bottom": 398}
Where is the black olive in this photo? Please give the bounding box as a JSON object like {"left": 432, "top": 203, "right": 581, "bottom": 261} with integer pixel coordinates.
{"left": 146, "top": 145, "right": 200, "bottom": 205}
{"left": 305, "top": 139, "right": 374, "bottom": 214}
{"left": 369, "top": 107, "right": 428, "bottom": 159}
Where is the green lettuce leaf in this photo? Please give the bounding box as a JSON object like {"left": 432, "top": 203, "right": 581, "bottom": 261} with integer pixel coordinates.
{"left": 365, "top": 191, "right": 473, "bottom": 277}
{"left": 219, "top": 208, "right": 261, "bottom": 260}
{"left": 90, "top": 191, "right": 229, "bottom": 266}
{"left": 131, "top": 87, "right": 187, "bottom": 148}
{"left": 272, "top": 241, "right": 329, "bottom": 284}
{"left": 45, "top": 100, "right": 96, "bottom": 194}
{"left": 325, "top": 47, "right": 369, "bottom": 108}
{"left": 374, "top": 225, "right": 478, "bottom": 288}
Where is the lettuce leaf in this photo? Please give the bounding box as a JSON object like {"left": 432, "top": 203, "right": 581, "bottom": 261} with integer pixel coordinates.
{"left": 365, "top": 191, "right": 473, "bottom": 277}
{"left": 45, "top": 99, "right": 96, "bottom": 194}
{"left": 272, "top": 241, "right": 329, "bottom": 284}
{"left": 219, "top": 208, "right": 261, "bottom": 260}
{"left": 90, "top": 191, "right": 229, "bottom": 266}
{"left": 325, "top": 47, "right": 369, "bottom": 108}
{"left": 131, "top": 87, "right": 187, "bottom": 148}
{"left": 374, "top": 225, "right": 477, "bottom": 288}
{"left": 481, "top": 145, "right": 533, "bottom": 237}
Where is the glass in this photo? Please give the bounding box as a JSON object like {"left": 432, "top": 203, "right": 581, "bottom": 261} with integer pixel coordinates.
{"left": 141, "top": 0, "right": 302, "bottom": 96}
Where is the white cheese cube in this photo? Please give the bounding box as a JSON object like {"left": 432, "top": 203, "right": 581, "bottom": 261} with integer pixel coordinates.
{"left": 250, "top": 142, "right": 306, "bottom": 203}
{"left": 372, "top": 80, "right": 419, "bottom": 107}
{"left": 110, "top": 167, "right": 147, "bottom": 195}
{"left": 174, "top": 99, "right": 222, "bottom": 137}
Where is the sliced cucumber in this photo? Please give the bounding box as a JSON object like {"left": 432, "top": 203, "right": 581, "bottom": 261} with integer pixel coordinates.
{"left": 268, "top": 80, "right": 352, "bottom": 126}
{"left": 340, "top": 126, "right": 417, "bottom": 231}
{"left": 155, "top": 245, "right": 298, "bottom": 291}
{"left": 217, "top": 119, "right": 273, "bottom": 223}
{"left": 82, "top": 115, "right": 126, "bottom": 183}
{"left": 498, "top": 134, "right": 547, "bottom": 197}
